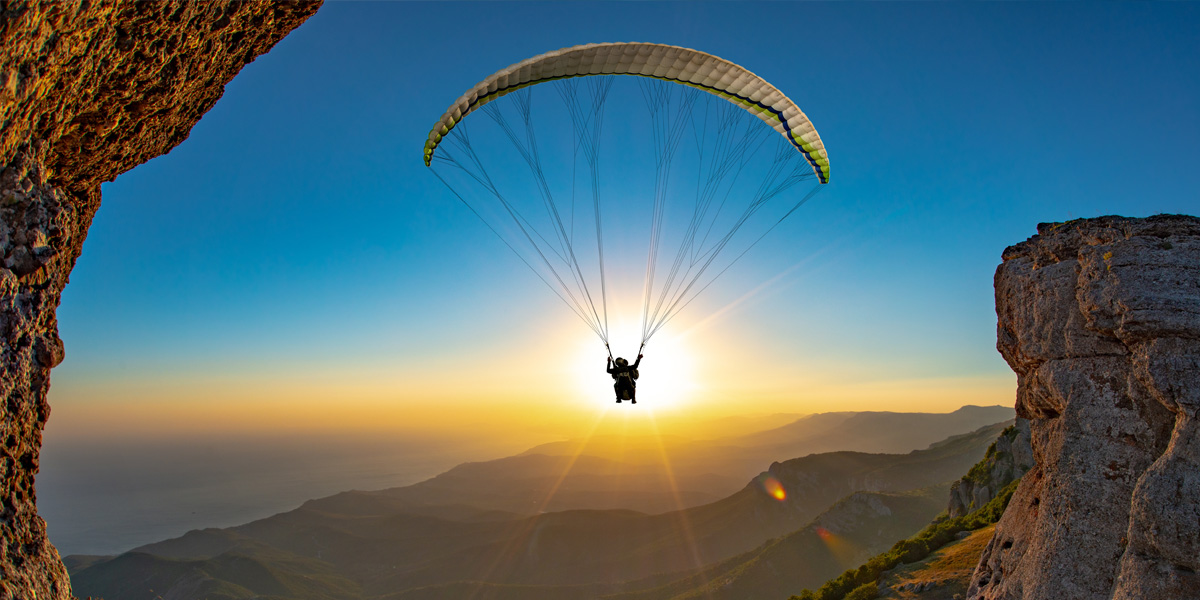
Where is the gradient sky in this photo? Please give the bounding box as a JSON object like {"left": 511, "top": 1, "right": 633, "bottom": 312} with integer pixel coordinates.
{"left": 44, "top": 2, "right": 1200, "bottom": 444}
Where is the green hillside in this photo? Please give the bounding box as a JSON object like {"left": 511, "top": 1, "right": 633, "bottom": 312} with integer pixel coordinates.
{"left": 789, "top": 473, "right": 1019, "bottom": 600}
{"left": 875, "top": 524, "right": 997, "bottom": 599}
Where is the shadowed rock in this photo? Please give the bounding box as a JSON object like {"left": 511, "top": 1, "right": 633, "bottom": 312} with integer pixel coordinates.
{"left": 970, "top": 215, "right": 1200, "bottom": 600}
{"left": 0, "top": 2, "right": 320, "bottom": 598}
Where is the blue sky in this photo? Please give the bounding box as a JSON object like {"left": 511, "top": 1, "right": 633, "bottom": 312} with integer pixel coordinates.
{"left": 46, "top": 2, "right": 1200, "bottom": 439}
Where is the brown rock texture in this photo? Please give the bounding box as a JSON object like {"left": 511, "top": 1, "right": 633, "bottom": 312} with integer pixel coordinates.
{"left": 0, "top": 2, "right": 320, "bottom": 599}
{"left": 969, "top": 215, "right": 1200, "bottom": 600}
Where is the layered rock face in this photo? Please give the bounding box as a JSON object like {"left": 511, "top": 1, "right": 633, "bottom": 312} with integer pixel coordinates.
{"left": 969, "top": 215, "right": 1200, "bottom": 600}
{"left": 0, "top": 2, "right": 319, "bottom": 599}
{"left": 948, "top": 419, "right": 1033, "bottom": 519}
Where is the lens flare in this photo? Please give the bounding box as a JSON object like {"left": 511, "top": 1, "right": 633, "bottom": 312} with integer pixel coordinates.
{"left": 813, "top": 525, "right": 860, "bottom": 567}
{"left": 757, "top": 474, "right": 787, "bottom": 501}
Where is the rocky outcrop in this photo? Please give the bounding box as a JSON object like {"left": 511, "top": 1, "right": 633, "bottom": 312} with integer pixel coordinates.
{"left": 969, "top": 215, "right": 1200, "bottom": 600}
{"left": 0, "top": 3, "right": 320, "bottom": 599}
{"left": 948, "top": 420, "right": 1032, "bottom": 518}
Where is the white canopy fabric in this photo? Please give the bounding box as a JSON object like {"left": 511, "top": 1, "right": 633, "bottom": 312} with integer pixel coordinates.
{"left": 423, "top": 42, "right": 830, "bottom": 184}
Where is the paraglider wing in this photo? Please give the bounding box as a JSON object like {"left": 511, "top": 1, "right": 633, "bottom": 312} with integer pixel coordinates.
{"left": 423, "top": 42, "right": 830, "bottom": 184}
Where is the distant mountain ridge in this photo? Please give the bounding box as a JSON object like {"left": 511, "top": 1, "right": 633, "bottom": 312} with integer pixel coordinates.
{"left": 522, "top": 405, "right": 1012, "bottom": 460}
{"left": 370, "top": 452, "right": 735, "bottom": 515}
{"left": 508, "top": 405, "right": 1014, "bottom": 509}
{"left": 288, "top": 406, "right": 1013, "bottom": 522}
{"left": 722, "top": 405, "right": 1014, "bottom": 455}
{"left": 68, "top": 409, "right": 1014, "bottom": 600}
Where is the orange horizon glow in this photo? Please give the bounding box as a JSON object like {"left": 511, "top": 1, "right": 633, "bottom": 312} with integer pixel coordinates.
{"left": 46, "top": 304, "right": 1015, "bottom": 446}
{"left": 44, "top": 367, "right": 1014, "bottom": 443}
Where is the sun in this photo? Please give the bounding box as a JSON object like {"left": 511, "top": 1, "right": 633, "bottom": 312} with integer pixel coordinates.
{"left": 567, "top": 332, "right": 700, "bottom": 411}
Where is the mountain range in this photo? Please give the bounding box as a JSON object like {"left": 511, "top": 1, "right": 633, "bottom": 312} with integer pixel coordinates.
{"left": 68, "top": 407, "right": 1013, "bottom": 600}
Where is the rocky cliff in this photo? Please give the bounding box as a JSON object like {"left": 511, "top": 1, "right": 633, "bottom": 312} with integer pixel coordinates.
{"left": 970, "top": 215, "right": 1200, "bottom": 600}
{"left": 948, "top": 420, "right": 1032, "bottom": 518}
{"left": 0, "top": 2, "right": 320, "bottom": 599}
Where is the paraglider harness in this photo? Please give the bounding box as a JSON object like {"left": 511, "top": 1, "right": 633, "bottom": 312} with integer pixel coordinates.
{"left": 607, "top": 344, "right": 643, "bottom": 402}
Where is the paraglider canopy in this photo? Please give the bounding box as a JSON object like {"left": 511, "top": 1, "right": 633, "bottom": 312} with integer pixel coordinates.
{"left": 425, "top": 42, "right": 829, "bottom": 183}
{"left": 424, "top": 42, "right": 831, "bottom": 353}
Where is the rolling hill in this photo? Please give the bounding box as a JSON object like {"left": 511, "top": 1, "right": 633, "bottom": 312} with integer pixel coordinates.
{"left": 516, "top": 405, "right": 1014, "bottom": 502}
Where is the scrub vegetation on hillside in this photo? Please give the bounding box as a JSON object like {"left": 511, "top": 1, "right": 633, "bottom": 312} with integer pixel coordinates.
{"left": 788, "top": 480, "right": 1018, "bottom": 600}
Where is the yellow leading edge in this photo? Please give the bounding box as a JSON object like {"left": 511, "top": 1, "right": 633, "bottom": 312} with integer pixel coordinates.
{"left": 423, "top": 42, "right": 830, "bottom": 184}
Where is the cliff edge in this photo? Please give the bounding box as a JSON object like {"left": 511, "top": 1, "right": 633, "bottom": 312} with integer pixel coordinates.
{"left": 0, "top": 2, "right": 320, "bottom": 599}
{"left": 970, "top": 215, "right": 1200, "bottom": 599}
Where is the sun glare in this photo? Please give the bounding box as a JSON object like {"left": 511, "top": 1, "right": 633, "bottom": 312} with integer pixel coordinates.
{"left": 567, "top": 331, "right": 700, "bottom": 412}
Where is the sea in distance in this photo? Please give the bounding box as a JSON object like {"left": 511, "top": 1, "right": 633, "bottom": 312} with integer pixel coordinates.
{"left": 38, "top": 431, "right": 517, "bottom": 556}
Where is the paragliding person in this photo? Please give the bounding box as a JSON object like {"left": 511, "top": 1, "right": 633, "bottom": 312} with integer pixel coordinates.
{"left": 425, "top": 43, "right": 831, "bottom": 401}
{"left": 607, "top": 354, "right": 643, "bottom": 403}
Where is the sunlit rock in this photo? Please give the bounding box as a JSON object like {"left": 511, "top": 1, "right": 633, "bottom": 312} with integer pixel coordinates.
{"left": 0, "top": 2, "right": 321, "bottom": 598}
{"left": 970, "top": 215, "right": 1200, "bottom": 600}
